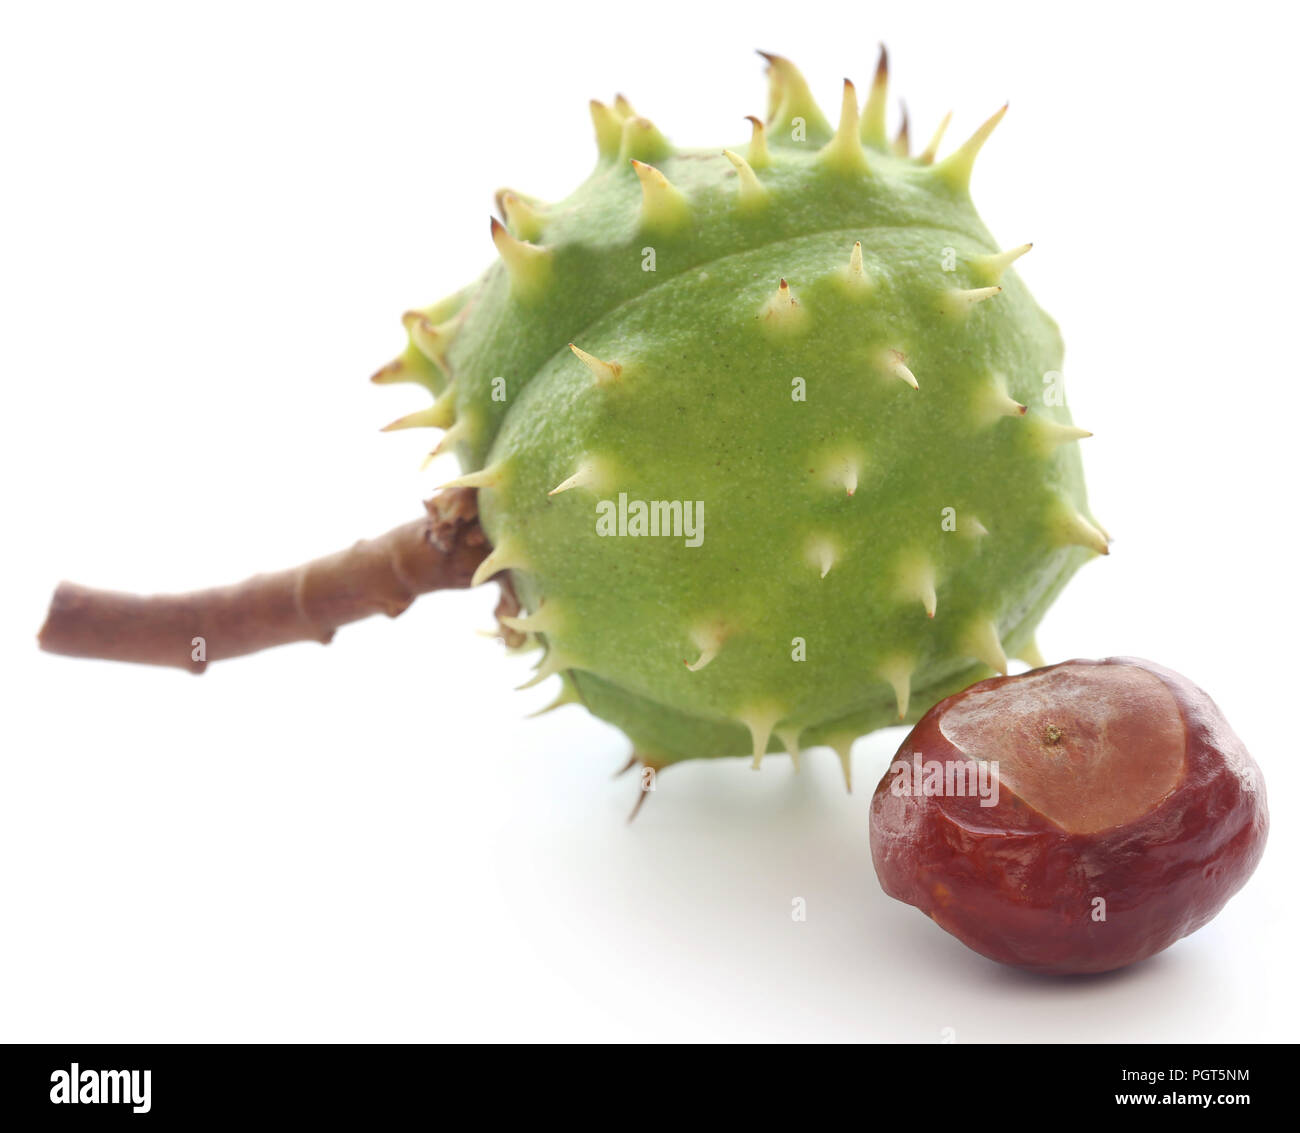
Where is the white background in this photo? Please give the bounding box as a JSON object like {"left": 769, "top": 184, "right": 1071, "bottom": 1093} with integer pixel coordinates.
{"left": 2, "top": 1, "right": 1295, "bottom": 1042}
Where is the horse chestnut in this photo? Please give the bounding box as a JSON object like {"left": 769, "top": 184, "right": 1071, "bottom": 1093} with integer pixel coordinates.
{"left": 870, "top": 657, "right": 1267, "bottom": 974}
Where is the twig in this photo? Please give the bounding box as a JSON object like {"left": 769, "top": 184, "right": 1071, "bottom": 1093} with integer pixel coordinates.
{"left": 37, "top": 488, "right": 490, "bottom": 673}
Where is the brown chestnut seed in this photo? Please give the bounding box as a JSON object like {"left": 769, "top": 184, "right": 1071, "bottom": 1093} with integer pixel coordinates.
{"left": 869, "top": 658, "right": 1268, "bottom": 974}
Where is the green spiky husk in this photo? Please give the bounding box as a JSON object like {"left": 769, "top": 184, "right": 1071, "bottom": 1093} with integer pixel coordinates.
{"left": 383, "top": 59, "right": 1103, "bottom": 768}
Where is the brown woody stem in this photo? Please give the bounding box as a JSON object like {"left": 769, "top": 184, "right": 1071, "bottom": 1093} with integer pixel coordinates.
{"left": 37, "top": 488, "right": 490, "bottom": 673}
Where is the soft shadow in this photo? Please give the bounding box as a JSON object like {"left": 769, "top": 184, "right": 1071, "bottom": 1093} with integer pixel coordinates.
{"left": 983, "top": 946, "right": 1182, "bottom": 991}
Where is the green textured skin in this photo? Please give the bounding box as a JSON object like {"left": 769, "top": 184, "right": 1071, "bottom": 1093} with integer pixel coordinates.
{"left": 381, "top": 60, "right": 1103, "bottom": 767}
